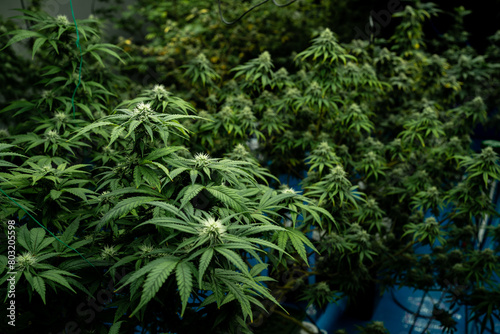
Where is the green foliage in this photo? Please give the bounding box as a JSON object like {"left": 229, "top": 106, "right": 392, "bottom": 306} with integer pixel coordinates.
{"left": 1, "top": 1, "right": 500, "bottom": 333}
{"left": 0, "top": 7, "right": 327, "bottom": 333}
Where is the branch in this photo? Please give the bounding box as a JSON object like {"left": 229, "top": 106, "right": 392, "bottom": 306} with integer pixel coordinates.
{"left": 217, "top": 0, "right": 270, "bottom": 25}
{"left": 217, "top": 0, "right": 298, "bottom": 25}
{"left": 275, "top": 310, "right": 317, "bottom": 334}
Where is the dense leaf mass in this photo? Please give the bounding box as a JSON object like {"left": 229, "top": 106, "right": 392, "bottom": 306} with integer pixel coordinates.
{"left": 1, "top": 1, "right": 500, "bottom": 333}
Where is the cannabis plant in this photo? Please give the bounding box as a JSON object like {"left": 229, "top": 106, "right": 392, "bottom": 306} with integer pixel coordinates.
{"left": 1, "top": 1, "right": 500, "bottom": 333}
{"left": 0, "top": 8, "right": 331, "bottom": 334}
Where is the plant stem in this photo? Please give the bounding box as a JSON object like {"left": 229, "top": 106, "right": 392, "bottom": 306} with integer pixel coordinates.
{"left": 275, "top": 310, "right": 317, "bottom": 334}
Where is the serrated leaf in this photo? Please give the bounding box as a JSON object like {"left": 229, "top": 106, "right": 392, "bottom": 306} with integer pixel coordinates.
{"left": 31, "top": 276, "right": 46, "bottom": 304}
{"left": 62, "top": 187, "right": 94, "bottom": 201}
{"left": 38, "top": 271, "right": 77, "bottom": 293}
{"left": 32, "top": 37, "right": 47, "bottom": 59}
{"left": 1, "top": 30, "right": 45, "bottom": 51}
{"left": 175, "top": 261, "right": 193, "bottom": 317}
{"left": 0, "top": 256, "right": 6, "bottom": 275}
{"left": 206, "top": 186, "right": 245, "bottom": 211}
{"left": 130, "top": 275, "right": 145, "bottom": 299}
{"left": 100, "top": 196, "right": 162, "bottom": 228}
{"left": 75, "top": 102, "right": 94, "bottom": 120}
{"left": 114, "top": 302, "right": 129, "bottom": 323}
{"left": 277, "top": 231, "right": 289, "bottom": 257}
{"left": 116, "top": 257, "right": 177, "bottom": 291}
{"left": 36, "top": 237, "right": 56, "bottom": 254}
{"left": 138, "top": 165, "right": 160, "bottom": 190}
{"left": 144, "top": 146, "right": 185, "bottom": 161}
{"left": 135, "top": 218, "right": 198, "bottom": 234}
{"left": 108, "top": 321, "right": 124, "bottom": 334}
{"left": 61, "top": 220, "right": 79, "bottom": 245}
{"left": 220, "top": 278, "right": 253, "bottom": 322}
{"left": 17, "top": 225, "right": 30, "bottom": 252}
{"left": 0, "top": 100, "right": 35, "bottom": 115}
{"left": 215, "top": 247, "right": 249, "bottom": 275}
{"left": 108, "top": 125, "right": 125, "bottom": 147}
{"left": 30, "top": 228, "right": 46, "bottom": 253}
{"left": 242, "top": 237, "right": 289, "bottom": 257}
{"left": 149, "top": 161, "right": 172, "bottom": 182}
{"left": 58, "top": 258, "right": 93, "bottom": 272}
{"left": 198, "top": 248, "right": 214, "bottom": 288}
{"left": 249, "top": 263, "right": 268, "bottom": 277}
{"left": 69, "top": 121, "right": 114, "bottom": 141}
{"left": 180, "top": 184, "right": 205, "bottom": 209}
{"left": 125, "top": 120, "right": 142, "bottom": 139}
{"left": 240, "top": 225, "right": 285, "bottom": 236}
{"left": 146, "top": 201, "right": 181, "bottom": 216}
{"left": 211, "top": 274, "right": 224, "bottom": 307}
{"left": 287, "top": 230, "right": 308, "bottom": 265}
{"left": 50, "top": 189, "right": 62, "bottom": 200}
{"left": 133, "top": 166, "right": 142, "bottom": 188}
{"left": 190, "top": 169, "right": 198, "bottom": 185}
{"left": 130, "top": 259, "right": 178, "bottom": 317}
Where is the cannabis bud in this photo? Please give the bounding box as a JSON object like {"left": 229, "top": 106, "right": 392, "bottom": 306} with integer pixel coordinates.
{"left": 198, "top": 217, "right": 227, "bottom": 239}
{"left": 16, "top": 252, "right": 37, "bottom": 270}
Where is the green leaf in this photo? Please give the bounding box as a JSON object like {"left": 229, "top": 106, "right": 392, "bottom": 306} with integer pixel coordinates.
{"left": 114, "top": 302, "right": 129, "bottom": 323}
{"left": 17, "top": 225, "right": 30, "bottom": 252}
{"left": 69, "top": 121, "right": 114, "bottom": 141}
{"left": 198, "top": 248, "right": 214, "bottom": 288}
{"left": 75, "top": 102, "right": 94, "bottom": 120}
{"left": 146, "top": 202, "right": 181, "bottom": 216}
{"left": 30, "top": 228, "right": 46, "bottom": 253}
{"left": 0, "top": 256, "right": 7, "bottom": 276}
{"left": 108, "top": 321, "right": 124, "bottom": 334}
{"left": 134, "top": 166, "right": 142, "bottom": 188}
{"left": 190, "top": 169, "right": 199, "bottom": 185}
{"left": 220, "top": 278, "right": 253, "bottom": 322}
{"left": 108, "top": 126, "right": 125, "bottom": 147}
{"left": 100, "top": 196, "right": 162, "bottom": 229}
{"left": 32, "top": 37, "right": 47, "bottom": 59}
{"left": 1, "top": 30, "right": 45, "bottom": 51}
{"left": 277, "top": 230, "right": 289, "bottom": 254}
{"left": 180, "top": 184, "right": 205, "bottom": 209}
{"left": 38, "top": 270, "right": 77, "bottom": 293}
{"left": 215, "top": 247, "right": 248, "bottom": 275}
{"left": 483, "top": 140, "right": 500, "bottom": 148}
{"left": 144, "top": 147, "right": 185, "bottom": 161}
{"left": 138, "top": 165, "right": 160, "bottom": 190}
{"left": 149, "top": 161, "right": 173, "bottom": 182}
{"left": 86, "top": 43, "right": 126, "bottom": 64}
{"left": 249, "top": 263, "right": 268, "bottom": 277}
{"left": 50, "top": 189, "right": 62, "bottom": 200}
{"left": 175, "top": 261, "right": 193, "bottom": 317}
{"left": 62, "top": 187, "right": 94, "bottom": 201}
{"left": 295, "top": 202, "right": 336, "bottom": 229}
{"left": 135, "top": 218, "right": 198, "bottom": 234}
{"left": 61, "top": 220, "right": 79, "bottom": 245}
{"left": 130, "top": 259, "right": 178, "bottom": 317}
{"left": 130, "top": 275, "right": 145, "bottom": 299}
{"left": 239, "top": 225, "right": 285, "bottom": 236}
{"left": 125, "top": 120, "right": 142, "bottom": 139}
{"left": 241, "top": 237, "right": 290, "bottom": 258}
{"left": 31, "top": 276, "right": 46, "bottom": 304}
{"left": 0, "top": 100, "right": 35, "bottom": 115}
{"left": 117, "top": 257, "right": 173, "bottom": 291}
{"left": 101, "top": 187, "right": 164, "bottom": 199}
{"left": 206, "top": 186, "right": 245, "bottom": 211}
{"left": 287, "top": 230, "right": 308, "bottom": 265}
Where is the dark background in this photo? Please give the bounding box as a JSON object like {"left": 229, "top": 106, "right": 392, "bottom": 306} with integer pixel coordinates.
{"left": 325, "top": 0, "right": 500, "bottom": 52}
